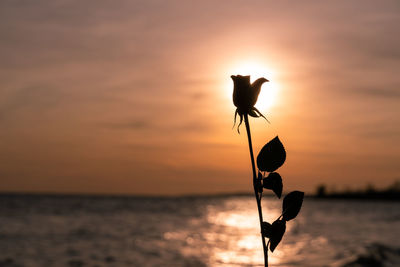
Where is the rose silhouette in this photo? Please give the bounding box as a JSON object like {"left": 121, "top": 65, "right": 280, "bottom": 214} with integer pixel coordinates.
{"left": 231, "top": 75, "right": 269, "bottom": 132}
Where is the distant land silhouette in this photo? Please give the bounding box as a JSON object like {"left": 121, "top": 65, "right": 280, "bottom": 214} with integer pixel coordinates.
{"left": 314, "top": 181, "right": 400, "bottom": 201}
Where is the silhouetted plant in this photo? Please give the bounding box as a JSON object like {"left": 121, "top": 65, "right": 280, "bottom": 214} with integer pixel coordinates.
{"left": 231, "top": 75, "right": 304, "bottom": 267}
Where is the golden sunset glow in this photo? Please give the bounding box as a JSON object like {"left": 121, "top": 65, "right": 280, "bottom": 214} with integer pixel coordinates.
{"left": 1, "top": 2, "right": 399, "bottom": 267}
{"left": 0, "top": 1, "right": 398, "bottom": 196}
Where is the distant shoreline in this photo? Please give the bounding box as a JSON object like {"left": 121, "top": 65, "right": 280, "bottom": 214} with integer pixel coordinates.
{"left": 313, "top": 193, "right": 400, "bottom": 201}
{"left": 313, "top": 181, "right": 400, "bottom": 201}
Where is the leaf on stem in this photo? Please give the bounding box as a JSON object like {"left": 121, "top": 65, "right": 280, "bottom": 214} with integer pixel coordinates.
{"left": 257, "top": 136, "right": 286, "bottom": 172}
{"left": 263, "top": 172, "right": 283, "bottom": 198}
{"left": 269, "top": 219, "right": 286, "bottom": 252}
{"left": 256, "top": 172, "right": 263, "bottom": 193}
{"left": 262, "top": 221, "right": 272, "bottom": 238}
{"left": 282, "top": 191, "right": 304, "bottom": 221}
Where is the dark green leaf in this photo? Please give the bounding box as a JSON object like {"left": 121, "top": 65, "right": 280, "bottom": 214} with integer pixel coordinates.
{"left": 261, "top": 221, "right": 272, "bottom": 238}
{"left": 282, "top": 191, "right": 304, "bottom": 221}
{"left": 269, "top": 220, "right": 286, "bottom": 252}
{"left": 263, "top": 172, "right": 283, "bottom": 198}
{"left": 256, "top": 136, "right": 286, "bottom": 172}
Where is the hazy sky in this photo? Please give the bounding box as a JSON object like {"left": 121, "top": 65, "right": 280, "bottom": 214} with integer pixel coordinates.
{"left": 1, "top": 0, "right": 399, "bottom": 195}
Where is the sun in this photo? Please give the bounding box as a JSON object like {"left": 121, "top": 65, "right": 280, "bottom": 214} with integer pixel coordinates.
{"left": 226, "top": 61, "right": 279, "bottom": 112}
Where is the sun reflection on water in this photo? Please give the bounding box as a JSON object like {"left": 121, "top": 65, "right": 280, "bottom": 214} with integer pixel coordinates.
{"left": 205, "top": 198, "right": 282, "bottom": 266}
{"left": 159, "top": 197, "right": 400, "bottom": 267}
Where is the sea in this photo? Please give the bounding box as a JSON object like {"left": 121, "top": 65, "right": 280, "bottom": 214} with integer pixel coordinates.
{"left": 0, "top": 194, "right": 399, "bottom": 267}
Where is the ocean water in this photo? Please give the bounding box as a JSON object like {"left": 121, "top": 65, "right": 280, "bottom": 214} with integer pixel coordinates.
{"left": 0, "top": 195, "right": 399, "bottom": 267}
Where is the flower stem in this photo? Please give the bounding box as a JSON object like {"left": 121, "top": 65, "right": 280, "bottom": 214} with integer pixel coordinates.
{"left": 244, "top": 114, "right": 268, "bottom": 267}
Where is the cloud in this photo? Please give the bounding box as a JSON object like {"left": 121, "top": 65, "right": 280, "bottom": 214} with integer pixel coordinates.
{"left": 1, "top": 0, "right": 399, "bottom": 194}
{"left": 103, "top": 120, "right": 151, "bottom": 130}
{"left": 0, "top": 85, "right": 64, "bottom": 121}
{"left": 359, "top": 87, "right": 400, "bottom": 98}
{"left": 101, "top": 118, "right": 214, "bottom": 135}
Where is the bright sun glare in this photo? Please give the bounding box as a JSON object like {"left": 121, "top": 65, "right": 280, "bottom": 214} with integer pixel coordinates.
{"left": 226, "top": 61, "right": 279, "bottom": 111}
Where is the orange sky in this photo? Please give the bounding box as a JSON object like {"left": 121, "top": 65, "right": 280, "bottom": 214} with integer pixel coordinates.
{"left": 0, "top": 1, "right": 399, "bottom": 195}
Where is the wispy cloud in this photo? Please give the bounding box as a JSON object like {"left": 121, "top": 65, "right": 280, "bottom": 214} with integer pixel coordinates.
{"left": 0, "top": 0, "right": 399, "bottom": 194}
{"left": 359, "top": 87, "right": 400, "bottom": 98}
